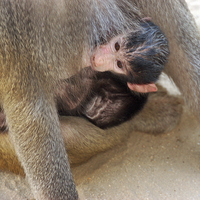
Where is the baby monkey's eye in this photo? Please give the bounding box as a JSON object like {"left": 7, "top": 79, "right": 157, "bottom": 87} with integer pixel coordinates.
{"left": 117, "top": 60, "right": 123, "bottom": 68}
{"left": 115, "top": 42, "right": 120, "bottom": 51}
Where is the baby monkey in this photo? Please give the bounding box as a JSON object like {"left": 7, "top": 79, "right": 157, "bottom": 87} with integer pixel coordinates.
{"left": 84, "top": 19, "right": 169, "bottom": 93}
{"left": 0, "top": 20, "right": 169, "bottom": 131}
{"left": 56, "top": 20, "right": 169, "bottom": 129}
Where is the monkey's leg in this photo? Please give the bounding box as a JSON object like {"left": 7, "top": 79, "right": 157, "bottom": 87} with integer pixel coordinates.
{"left": 133, "top": 0, "right": 200, "bottom": 117}
{"left": 2, "top": 95, "right": 78, "bottom": 200}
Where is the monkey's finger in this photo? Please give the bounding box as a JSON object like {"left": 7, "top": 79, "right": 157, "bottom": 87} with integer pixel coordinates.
{"left": 127, "top": 83, "right": 157, "bottom": 93}
{"left": 142, "top": 17, "right": 152, "bottom": 22}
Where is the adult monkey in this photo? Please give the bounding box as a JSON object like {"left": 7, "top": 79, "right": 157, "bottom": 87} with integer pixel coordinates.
{"left": 0, "top": 1, "right": 199, "bottom": 200}
{"left": 0, "top": 1, "right": 148, "bottom": 199}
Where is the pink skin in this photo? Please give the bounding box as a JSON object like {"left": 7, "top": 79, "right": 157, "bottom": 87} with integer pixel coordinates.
{"left": 91, "top": 35, "right": 125, "bottom": 74}
{"left": 90, "top": 35, "right": 157, "bottom": 93}
{"left": 142, "top": 17, "right": 152, "bottom": 22}
{"left": 127, "top": 82, "right": 157, "bottom": 93}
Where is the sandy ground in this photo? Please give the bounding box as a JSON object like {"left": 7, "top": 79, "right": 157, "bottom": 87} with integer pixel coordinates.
{"left": 74, "top": 109, "right": 200, "bottom": 200}
{"left": 0, "top": 1, "right": 200, "bottom": 200}
{"left": 74, "top": 1, "right": 200, "bottom": 199}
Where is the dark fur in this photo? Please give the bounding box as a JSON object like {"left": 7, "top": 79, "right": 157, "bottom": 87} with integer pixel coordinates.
{"left": 57, "top": 69, "right": 148, "bottom": 129}
{"left": 116, "top": 20, "right": 169, "bottom": 84}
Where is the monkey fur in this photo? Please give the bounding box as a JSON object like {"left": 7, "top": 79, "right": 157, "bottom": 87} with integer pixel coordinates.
{"left": 56, "top": 19, "right": 169, "bottom": 129}
{"left": 0, "top": 86, "right": 183, "bottom": 176}
{"left": 90, "top": 19, "right": 169, "bottom": 86}
{"left": 0, "top": 19, "right": 169, "bottom": 130}
{"left": 0, "top": 0, "right": 199, "bottom": 199}
{"left": 56, "top": 69, "right": 148, "bottom": 129}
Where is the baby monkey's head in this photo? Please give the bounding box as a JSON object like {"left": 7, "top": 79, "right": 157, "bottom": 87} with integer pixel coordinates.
{"left": 92, "top": 20, "right": 169, "bottom": 86}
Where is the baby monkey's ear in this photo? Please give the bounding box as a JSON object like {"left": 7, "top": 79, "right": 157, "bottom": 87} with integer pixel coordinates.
{"left": 127, "top": 82, "right": 157, "bottom": 93}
